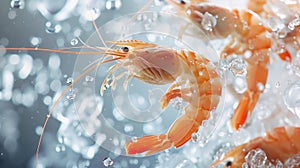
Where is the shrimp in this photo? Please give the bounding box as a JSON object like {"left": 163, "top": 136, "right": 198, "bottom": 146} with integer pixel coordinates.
{"left": 3, "top": 39, "right": 222, "bottom": 157}
{"left": 123, "top": 41, "right": 222, "bottom": 155}
{"left": 247, "top": 0, "right": 300, "bottom": 58}
{"left": 165, "top": 0, "right": 292, "bottom": 130}
{"left": 210, "top": 126, "right": 300, "bottom": 167}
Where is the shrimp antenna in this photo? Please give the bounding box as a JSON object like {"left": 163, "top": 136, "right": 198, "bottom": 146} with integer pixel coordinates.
{"left": 35, "top": 55, "right": 122, "bottom": 166}
{"left": 127, "top": 0, "right": 155, "bottom": 24}
{"left": 35, "top": 3, "right": 113, "bottom": 166}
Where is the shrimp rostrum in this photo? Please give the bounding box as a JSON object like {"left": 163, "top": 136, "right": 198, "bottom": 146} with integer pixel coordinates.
{"left": 102, "top": 40, "right": 223, "bottom": 156}
{"left": 166, "top": 0, "right": 292, "bottom": 130}
{"left": 211, "top": 126, "right": 300, "bottom": 168}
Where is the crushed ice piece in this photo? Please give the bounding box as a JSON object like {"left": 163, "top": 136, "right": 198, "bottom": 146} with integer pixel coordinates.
{"left": 171, "top": 97, "right": 183, "bottom": 110}
{"left": 284, "top": 152, "right": 300, "bottom": 167}
{"left": 288, "top": 18, "right": 300, "bottom": 30}
{"left": 232, "top": 76, "right": 247, "bottom": 94}
{"left": 291, "top": 51, "right": 300, "bottom": 77}
{"left": 284, "top": 80, "right": 300, "bottom": 118}
{"left": 201, "top": 12, "right": 217, "bottom": 31}
{"left": 45, "top": 21, "right": 62, "bottom": 34}
{"left": 244, "top": 149, "right": 267, "bottom": 167}
{"left": 105, "top": 0, "right": 122, "bottom": 10}
{"left": 103, "top": 157, "right": 114, "bottom": 167}
{"left": 10, "top": 0, "right": 25, "bottom": 9}
{"left": 267, "top": 17, "right": 285, "bottom": 32}
{"left": 228, "top": 56, "right": 247, "bottom": 76}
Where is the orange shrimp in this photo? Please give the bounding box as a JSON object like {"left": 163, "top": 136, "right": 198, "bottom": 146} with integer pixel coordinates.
{"left": 122, "top": 41, "right": 222, "bottom": 155}
{"left": 165, "top": 0, "right": 292, "bottom": 130}
{"left": 3, "top": 39, "right": 222, "bottom": 157}
{"left": 210, "top": 126, "right": 300, "bottom": 168}
{"left": 247, "top": 0, "right": 299, "bottom": 61}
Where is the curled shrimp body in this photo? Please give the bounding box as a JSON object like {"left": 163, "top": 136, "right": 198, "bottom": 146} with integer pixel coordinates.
{"left": 166, "top": 0, "right": 292, "bottom": 130}
{"left": 113, "top": 40, "right": 223, "bottom": 155}
{"left": 210, "top": 126, "right": 300, "bottom": 167}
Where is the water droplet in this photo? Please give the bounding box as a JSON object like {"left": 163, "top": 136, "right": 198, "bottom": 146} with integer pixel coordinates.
{"left": 103, "top": 157, "right": 114, "bottom": 167}
{"left": 191, "top": 132, "right": 199, "bottom": 143}
{"left": 233, "top": 76, "right": 247, "bottom": 94}
{"left": 284, "top": 80, "right": 300, "bottom": 118}
{"left": 35, "top": 126, "right": 42, "bottom": 135}
{"left": 0, "top": 153, "right": 3, "bottom": 156}
{"left": 66, "top": 90, "right": 76, "bottom": 100}
{"left": 85, "top": 75, "right": 94, "bottom": 82}
{"left": 130, "top": 137, "right": 138, "bottom": 144}
{"left": 105, "top": 0, "right": 122, "bottom": 10}
{"left": 257, "top": 83, "right": 265, "bottom": 91}
{"left": 10, "top": 0, "right": 25, "bottom": 9}
{"left": 66, "top": 77, "right": 74, "bottom": 84}
{"left": 55, "top": 143, "right": 66, "bottom": 152}
{"left": 70, "top": 38, "right": 78, "bottom": 46}
{"left": 275, "top": 81, "right": 280, "bottom": 88}
{"left": 288, "top": 18, "right": 300, "bottom": 30}
{"left": 201, "top": 12, "right": 217, "bottom": 31}
{"left": 45, "top": 21, "right": 62, "bottom": 34}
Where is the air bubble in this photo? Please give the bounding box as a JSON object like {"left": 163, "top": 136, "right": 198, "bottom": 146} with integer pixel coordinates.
{"left": 70, "top": 38, "right": 78, "bottom": 46}
{"left": 191, "top": 132, "right": 199, "bottom": 142}
{"left": 103, "top": 157, "right": 114, "bottom": 167}
{"left": 201, "top": 12, "right": 217, "bottom": 31}
{"left": 85, "top": 75, "right": 94, "bottom": 82}
{"left": 233, "top": 76, "right": 247, "bottom": 94}
{"left": 35, "top": 126, "right": 42, "bottom": 135}
{"left": 275, "top": 81, "right": 280, "bottom": 88}
{"left": 105, "top": 0, "right": 122, "bottom": 10}
{"left": 30, "top": 37, "right": 42, "bottom": 46}
{"left": 82, "top": 8, "right": 101, "bottom": 21}
{"left": 66, "top": 90, "right": 76, "bottom": 100}
{"left": 124, "top": 124, "right": 133, "bottom": 133}
{"left": 55, "top": 143, "right": 66, "bottom": 152}
{"left": 10, "top": 0, "right": 25, "bottom": 9}
{"left": 284, "top": 80, "right": 300, "bottom": 118}
{"left": 45, "top": 21, "right": 62, "bottom": 34}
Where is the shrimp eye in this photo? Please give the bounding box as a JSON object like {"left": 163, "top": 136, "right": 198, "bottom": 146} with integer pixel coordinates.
{"left": 180, "top": 0, "right": 186, "bottom": 4}
{"left": 226, "top": 161, "right": 232, "bottom": 167}
{"left": 121, "top": 47, "right": 129, "bottom": 52}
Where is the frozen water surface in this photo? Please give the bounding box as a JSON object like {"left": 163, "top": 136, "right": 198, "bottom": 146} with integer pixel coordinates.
{"left": 0, "top": 0, "right": 300, "bottom": 168}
